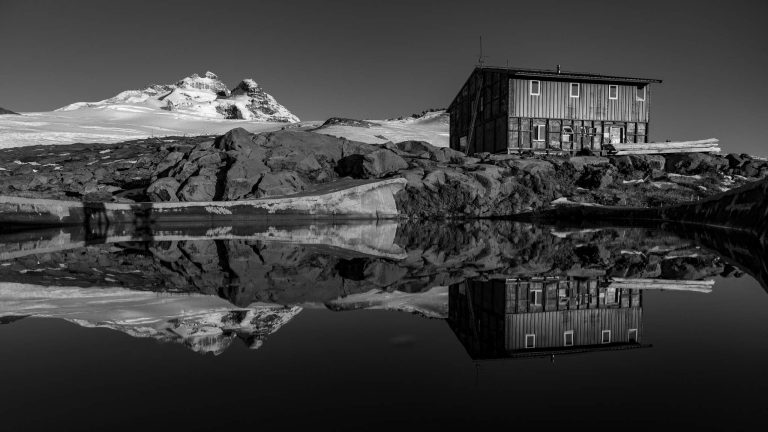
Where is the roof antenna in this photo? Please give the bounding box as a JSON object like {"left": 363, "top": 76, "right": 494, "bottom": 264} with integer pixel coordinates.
{"left": 477, "top": 36, "right": 488, "bottom": 67}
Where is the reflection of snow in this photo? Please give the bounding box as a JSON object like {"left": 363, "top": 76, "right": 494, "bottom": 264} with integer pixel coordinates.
{"left": 326, "top": 286, "right": 449, "bottom": 319}
{"left": 0, "top": 282, "right": 302, "bottom": 355}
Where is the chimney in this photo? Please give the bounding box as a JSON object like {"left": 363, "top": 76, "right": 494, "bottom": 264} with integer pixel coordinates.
{"left": 557, "top": 64, "right": 561, "bottom": 74}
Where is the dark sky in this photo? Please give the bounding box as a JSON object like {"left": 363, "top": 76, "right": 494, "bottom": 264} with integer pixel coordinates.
{"left": 1, "top": 0, "right": 766, "bottom": 154}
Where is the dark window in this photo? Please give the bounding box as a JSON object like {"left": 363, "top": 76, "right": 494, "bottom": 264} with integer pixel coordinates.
{"left": 570, "top": 83, "right": 580, "bottom": 98}
{"left": 609, "top": 85, "right": 619, "bottom": 100}
{"left": 564, "top": 331, "right": 574, "bottom": 346}
{"left": 533, "top": 124, "right": 546, "bottom": 142}
{"left": 601, "top": 330, "right": 611, "bottom": 344}
{"left": 525, "top": 334, "right": 536, "bottom": 349}
{"left": 530, "top": 80, "right": 540, "bottom": 96}
{"left": 636, "top": 85, "right": 646, "bottom": 101}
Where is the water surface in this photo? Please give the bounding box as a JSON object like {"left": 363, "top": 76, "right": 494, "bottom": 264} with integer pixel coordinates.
{"left": 0, "top": 221, "right": 766, "bottom": 430}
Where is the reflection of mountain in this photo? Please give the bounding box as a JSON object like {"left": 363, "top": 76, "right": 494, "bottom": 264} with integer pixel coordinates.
{"left": 448, "top": 279, "right": 645, "bottom": 359}
{"left": 0, "top": 283, "right": 300, "bottom": 355}
{"left": 0, "top": 220, "right": 763, "bottom": 355}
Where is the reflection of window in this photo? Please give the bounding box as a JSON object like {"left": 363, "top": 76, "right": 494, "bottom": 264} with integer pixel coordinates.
{"left": 628, "top": 329, "right": 638, "bottom": 343}
{"left": 525, "top": 334, "right": 536, "bottom": 348}
{"left": 533, "top": 124, "right": 545, "bottom": 142}
{"left": 609, "top": 85, "right": 618, "bottom": 100}
{"left": 601, "top": 330, "right": 611, "bottom": 344}
{"left": 530, "top": 80, "right": 540, "bottom": 96}
{"left": 531, "top": 289, "right": 542, "bottom": 306}
{"left": 564, "top": 330, "right": 574, "bottom": 346}
{"left": 636, "top": 86, "right": 646, "bottom": 102}
{"left": 570, "top": 83, "right": 580, "bottom": 98}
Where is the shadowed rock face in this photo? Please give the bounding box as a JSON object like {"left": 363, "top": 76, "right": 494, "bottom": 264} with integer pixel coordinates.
{"left": 0, "top": 107, "right": 19, "bottom": 115}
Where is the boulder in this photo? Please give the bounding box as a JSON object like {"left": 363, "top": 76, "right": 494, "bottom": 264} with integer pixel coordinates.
{"left": 214, "top": 127, "right": 254, "bottom": 153}
{"left": 146, "top": 177, "right": 181, "bottom": 202}
{"left": 576, "top": 164, "right": 616, "bottom": 189}
{"left": 726, "top": 153, "right": 747, "bottom": 169}
{"left": 336, "top": 149, "right": 408, "bottom": 179}
{"left": 224, "top": 158, "right": 269, "bottom": 200}
{"left": 255, "top": 171, "right": 306, "bottom": 198}
{"left": 629, "top": 154, "right": 665, "bottom": 172}
{"left": 154, "top": 151, "right": 185, "bottom": 178}
{"left": 177, "top": 176, "right": 216, "bottom": 201}
{"left": 664, "top": 153, "right": 727, "bottom": 175}
{"left": 569, "top": 156, "right": 610, "bottom": 172}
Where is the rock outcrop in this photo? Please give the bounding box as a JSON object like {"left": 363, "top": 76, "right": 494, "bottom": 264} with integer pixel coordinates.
{"left": 1, "top": 127, "right": 766, "bottom": 218}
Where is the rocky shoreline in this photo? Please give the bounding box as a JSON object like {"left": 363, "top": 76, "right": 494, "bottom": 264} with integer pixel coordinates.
{"left": 1, "top": 127, "right": 766, "bottom": 218}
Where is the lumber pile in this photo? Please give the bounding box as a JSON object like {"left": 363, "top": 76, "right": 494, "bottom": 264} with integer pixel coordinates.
{"left": 606, "top": 138, "right": 720, "bottom": 155}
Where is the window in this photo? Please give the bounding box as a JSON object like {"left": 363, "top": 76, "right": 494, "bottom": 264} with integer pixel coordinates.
{"left": 628, "top": 329, "right": 638, "bottom": 343}
{"left": 530, "top": 288, "right": 542, "bottom": 305}
{"left": 609, "top": 85, "right": 618, "bottom": 100}
{"left": 636, "top": 85, "right": 646, "bottom": 102}
{"left": 525, "top": 334, "right": 536, "bottom": 349}
{"left": 564, "top": 330, "right": 574, "bottom": 347}
{"left": 533, "top": 124, "right": 546, "bottom": 142}
{"left": 562, "top": 126, "right": 573, "bottom": 142}
{"left": 530, "top": 80, "right": 540, "bottom": 96}
{"left": 570, "top": 83, "right": 580, "bottom": 98}
{"left": 601, "top": 330, "right": 612, "bottom": 344}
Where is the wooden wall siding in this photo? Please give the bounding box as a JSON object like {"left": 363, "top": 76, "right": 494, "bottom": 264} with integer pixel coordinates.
{"left": 509, "top": 79, "right": 650, "bottom": 122}
{"left": 505, "top": 279, "right": 642, "bottom": 350}
{"left": 506, "top": 307, "right": 643, "bottom": 351}
{"left": 447, "top": 279, "right": 644, "bottom": 357}
{"left": 505, "top": 278, "right": 643, "bottom": 314}
{"left": 449, "top": 70, "right": 508, "bottom": 154}
{"left": 508, "top": 117, "right": 648, "bottom": 151}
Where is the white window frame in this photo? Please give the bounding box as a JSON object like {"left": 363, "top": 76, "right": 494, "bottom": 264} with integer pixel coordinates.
{"left": 570, "top": 83, "right": 580, "bottom": 98}
{"left": 601, "top": 330, "right": 612, "bottom": 344}
{"left": 530, "top": 80, "right": 540, "bottom": 96}
{"left": 525, "top": 334, "right": 536, "bottom": 349}
{"left": 564, "top": 330, "right": 574, "bottom": 347}
{"left": 636, "top": 86, "right": 646, "bottom": 102}
{"left": 609, "top": 85, "right": 619, "bottom": 100}
{"left": 533, "top": 124, "right": 546, "bottom": 142}
{"left": 530, "top": 288, "right": 542, "bottom": 305}
{"left": 628, "top": 328, "right": 638, "bottom": 343}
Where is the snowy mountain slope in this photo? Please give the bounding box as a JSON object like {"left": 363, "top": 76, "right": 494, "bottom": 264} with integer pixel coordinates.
{"left": 309, "top": 109, "right": 449, "bottom": 147}
{"left": 58, "top": 71, "right": 299, "bottom": 123}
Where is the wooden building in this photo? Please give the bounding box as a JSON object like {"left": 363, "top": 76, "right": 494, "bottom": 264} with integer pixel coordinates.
{"left": 447, "top": 66, "right": 662, "bottom": 155}
{"left": 448, "top": 277, "right": 644, "bottom": 359}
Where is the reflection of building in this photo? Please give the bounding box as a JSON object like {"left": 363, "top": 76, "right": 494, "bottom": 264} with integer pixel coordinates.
{"left": 448, "top": 277, "right": 644, "bottom": 359}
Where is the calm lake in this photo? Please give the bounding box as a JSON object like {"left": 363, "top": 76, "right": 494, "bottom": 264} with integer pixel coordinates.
{"left": 0, "top": 221, "right": 766, "bottom": 430}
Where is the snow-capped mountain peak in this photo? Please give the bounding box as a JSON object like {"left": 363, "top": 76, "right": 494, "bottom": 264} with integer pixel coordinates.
{"left": 57, "top": 71, "right": 299, "bottom": 122}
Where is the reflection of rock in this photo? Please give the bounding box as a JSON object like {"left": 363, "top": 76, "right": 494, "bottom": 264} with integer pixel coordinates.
{"left": 0, "top": 282, "right": 301, "bottom": 355}
{"left": 0, "top": 222, "right": 738, "bottom": 310}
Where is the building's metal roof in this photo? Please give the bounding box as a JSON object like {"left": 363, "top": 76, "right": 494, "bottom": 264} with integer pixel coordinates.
{"left": 477, "top": 66, "right": 663, "bottom": 84}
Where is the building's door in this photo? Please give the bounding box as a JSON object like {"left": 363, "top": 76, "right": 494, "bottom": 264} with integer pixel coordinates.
{"left": 580, "top": 127, "right": 595, "bottom": 150}
{"left": 609, "top": 126, "right": 624, "bottom": 144}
